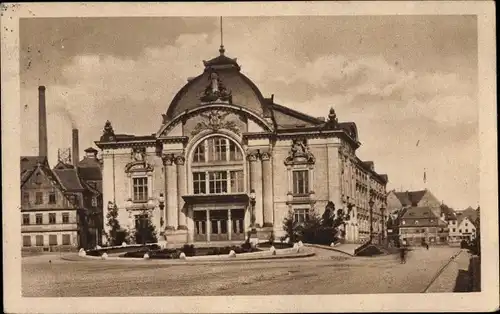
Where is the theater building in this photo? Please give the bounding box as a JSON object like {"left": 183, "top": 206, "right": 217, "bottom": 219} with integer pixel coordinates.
{"left": 96, "top": 46, "right": 388, "bottom": 245}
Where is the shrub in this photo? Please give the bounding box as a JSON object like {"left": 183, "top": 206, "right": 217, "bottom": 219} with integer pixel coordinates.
{"left": 133, "top": 211, "right": 158, "bottom": 245}
{"left": 182, "top": 244, "right": 196, "bottom": 257}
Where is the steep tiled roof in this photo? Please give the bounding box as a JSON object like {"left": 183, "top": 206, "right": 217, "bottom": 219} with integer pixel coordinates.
{"left": 401, "top": 206, "right": 438, "bottom": 219}
{"left": 456, "top": 207, "right": 478, "bottom": 224}
{"left": 401, "top": 206, "right": 447, "bottom": 227}
{"left": 77, "top": 166, "right": 102, "bottom": 181}
{"left": 52, "top": 167, "right": 85, "bottom": 191}
{"left": 394, "top": 190, "right": 427, "bottom": 206}
{"left": 20, "top": 156, "right": 47, "bottom": 174}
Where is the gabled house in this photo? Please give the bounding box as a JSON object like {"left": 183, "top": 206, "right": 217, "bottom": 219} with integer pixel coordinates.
{"left": 448, "top": 206, "right": 479, "bottom": 242}
{"left": 21, "top": 156, "right": 83, "bottom": 251}
{"left": 20, "top": 155, "right": 103, "bottom": 251}
{"left": 398, "top": 206, "right": 449, "bottom": 245}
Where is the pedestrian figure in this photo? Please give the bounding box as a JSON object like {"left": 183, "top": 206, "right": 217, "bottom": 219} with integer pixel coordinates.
{"left": 399, "top": 238, "right": 407, "bottom": 264}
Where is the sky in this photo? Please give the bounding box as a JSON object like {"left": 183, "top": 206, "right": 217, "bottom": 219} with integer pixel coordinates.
{"left": 19, "top": 16, "right": 478, "bottom": 210}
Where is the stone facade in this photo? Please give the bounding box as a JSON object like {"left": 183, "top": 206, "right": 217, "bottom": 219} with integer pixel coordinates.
{"left": 95, "top": 49, "right": 388, "bottom": 245}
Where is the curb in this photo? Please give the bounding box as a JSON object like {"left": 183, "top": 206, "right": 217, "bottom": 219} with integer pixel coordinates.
{"left": 61, "top": 250, "right": 315, "bottom": 264}
{"left": 304, "top": 243, "right": 355, "bottom": 257}
{"left": 422, "top": 249, "right": 463, "bottom": 293}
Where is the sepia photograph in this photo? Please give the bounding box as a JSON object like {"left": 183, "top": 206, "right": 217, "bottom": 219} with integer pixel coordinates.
{"left": 2, "top": 2, "right": 498, "bottom": 313}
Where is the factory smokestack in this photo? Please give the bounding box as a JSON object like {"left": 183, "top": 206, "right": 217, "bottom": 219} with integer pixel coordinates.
{"left": 38, "top": 86, "right": 48, "bottom": 158}
{"left": 72, "top": 128, "right": 79, "bottom": 167}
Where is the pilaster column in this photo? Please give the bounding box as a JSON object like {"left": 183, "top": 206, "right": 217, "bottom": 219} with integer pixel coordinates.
{"left": 175, "top": 155, "right": 187, "bottom": 229}
{"left": 162, "top": 154, "right": 178, "bottom": 230}
{"left": 261, "top": 151, "right": 274, "bottom": 227}
{"left": 248, "top": 151, "right": 263, "bottom": 227}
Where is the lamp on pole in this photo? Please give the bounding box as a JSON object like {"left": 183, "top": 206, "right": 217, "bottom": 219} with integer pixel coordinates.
{"left": 249, "top": 189, "right": 257, "bottom": 234}
{"left": 380, "top": 202, "right": 386, "bottom": 244}
{"left": 368, "top": 197, "right": 375, "bottom": 243}
{"left": 158, "top": 193, "right": 165, "bottom": 229}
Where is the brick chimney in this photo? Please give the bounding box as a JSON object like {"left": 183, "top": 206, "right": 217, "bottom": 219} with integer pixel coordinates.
{"left": 72, "top": 128, "right": 79, "bottom": 166}
{"left": 38, "top": 86, "right": 48, "bottom": 158}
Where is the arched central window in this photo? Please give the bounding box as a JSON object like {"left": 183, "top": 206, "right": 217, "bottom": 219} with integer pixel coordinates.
{"left": 191, "top": 136, "right": 244, "bottom": 195}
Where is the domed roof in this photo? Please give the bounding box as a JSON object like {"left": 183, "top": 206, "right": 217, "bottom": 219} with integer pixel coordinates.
{"left": 164, "top": 48, "right": 269, "bottom": 121}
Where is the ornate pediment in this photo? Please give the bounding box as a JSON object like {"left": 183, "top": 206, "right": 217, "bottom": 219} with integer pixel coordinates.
{"left": 191, "top": 110, "right": 240, "bottom": 136}
{"left": 284, "top": 138, "right": 315, "bottom": 165}
{"left": 125, "top": 161, "right": 154, "bottom": 173}
{"left": 199, "top": 70, "right": 232, "bottom": 104}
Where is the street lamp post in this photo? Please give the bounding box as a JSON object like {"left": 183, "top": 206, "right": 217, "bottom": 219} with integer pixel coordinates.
{"left": 368, "top": 197, "right": 375, "bottom": 243}
{"left": 249, "top": 189, "right": 257, "bottom": 234}
{"left": 380, "top": 204, "right": 386, "bottom": 245}
{"left": 158, "top": 193, "right": 165, "bottom": 229}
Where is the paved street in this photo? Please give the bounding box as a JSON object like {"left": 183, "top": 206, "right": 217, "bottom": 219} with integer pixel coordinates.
{"left": 22, "top": 247, "right": 463, "bottom": 297}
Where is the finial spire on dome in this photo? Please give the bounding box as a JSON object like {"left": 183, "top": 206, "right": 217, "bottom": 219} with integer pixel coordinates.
{"left": 219, "top": 16, "right": 225, "bottom": 56}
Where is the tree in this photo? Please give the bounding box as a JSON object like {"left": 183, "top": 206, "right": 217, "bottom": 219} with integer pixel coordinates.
{"left": 282, "top": 210, "right": 300, "bottom": 243}
{"left": 133, "top": 211, "right": 158, "bottom": 245}
{"left": 321, "top": 201, "right": 335, "bottom": 227}
{"left": 105, "top": 202, "right": 130, "bottom": 246}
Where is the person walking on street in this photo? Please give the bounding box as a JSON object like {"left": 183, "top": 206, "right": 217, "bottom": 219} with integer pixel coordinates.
{"left": 399, "top": 238, "right": 407, "bottom": 264}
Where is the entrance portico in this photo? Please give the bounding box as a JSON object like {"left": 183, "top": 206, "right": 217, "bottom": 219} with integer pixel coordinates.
{"left": 183, "top": 193, "right": 250, "bottom": 243}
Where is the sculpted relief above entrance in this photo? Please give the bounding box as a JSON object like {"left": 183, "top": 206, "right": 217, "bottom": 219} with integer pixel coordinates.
{"left": 191, "top": 110, "right": 241, "bottom": 136}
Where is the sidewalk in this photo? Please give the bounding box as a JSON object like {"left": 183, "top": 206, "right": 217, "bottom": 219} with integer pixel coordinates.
{"left": 426, "top": 249, "right": 472, "bottom": 293}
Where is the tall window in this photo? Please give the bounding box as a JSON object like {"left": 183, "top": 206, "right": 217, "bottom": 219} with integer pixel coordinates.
{"left": 62, "top": 212, "right": 69, "bottom": 224}
{"left": 91, "top": 196, "right": 98, "bottom": 207}
{"left": 191, "top": 136, "right": 244, "bottom": 195}
{"left": 48, "top": 192, "right": 56, "bottom": 204}
{"left": 209, "top": 171, "right": 228, "bottom": 194}
{"left": 49, "top": 234, "right": 58, "bottom": 245}
{"left": 294, "top": 208, "right": 309, "bottom": 223}
{"left": 193, "top": 143, "right": 205, "bottom": 163}
{"left": 49, "top": 213, "right": 56, "bottom": 224}
{"left": 292, "top": 170, "right": 309, "bottom": 195}
{"left": 62, "top": 234, "right": 71, "bottom": 245}
{"left": 192, "top": 136, "right": 243, "bottom": 163}
{"left": 193, "top": 172, "right": 206, "bottom": 194}
{"left": 36, "top": 235, "right": 44, "bottom": 246}
{"left": 229, "top": 141, "right": 243, "bottom": 161}
{"left": 35, "top": 192, "right": 43, "bottom": 205}
{"left": 230, "top": 171, "right": 244, "bottom": 193}
{"left": 23, "top": 192, "right": 30, "bottom": 204}
{"left": 208, "top": 137, "right": 227, "bottom": 161}
{"left": 22, "top": 214, "right": 30, "bottom": 225}
{"left": 133, "top": 177, "right": 148, "bottom": 202}
{"left": 23, "top": 236, "right": 31, "bottom": 247}
{"left": 35, "top": 214, "right": 43, "bottom": 225}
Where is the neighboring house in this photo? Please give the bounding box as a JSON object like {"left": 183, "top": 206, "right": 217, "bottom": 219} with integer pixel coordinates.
{"left": 75, "top": 147, "right": 104, "bottom": 247}
{"left": 95, "top": 45, "right": 388, "bottom": 246}
{"left": 398, "top": 206, "right": 449, "bottom": 246}
{"left": 449, "top": 207, "right": 479, "bottom": 242}
{"left": 21, "top": 155, "right": 102, "bottom": 251}
{"left": 21, "top": 157, "right": 82, "bottom": 251}
{"left": 386, "top": 189, "right": 443, "bottom": 244}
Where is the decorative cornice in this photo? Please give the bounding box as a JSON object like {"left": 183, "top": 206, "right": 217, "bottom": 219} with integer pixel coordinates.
{"left": 125, "top": 160, "right": 154, "bottom": 173}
